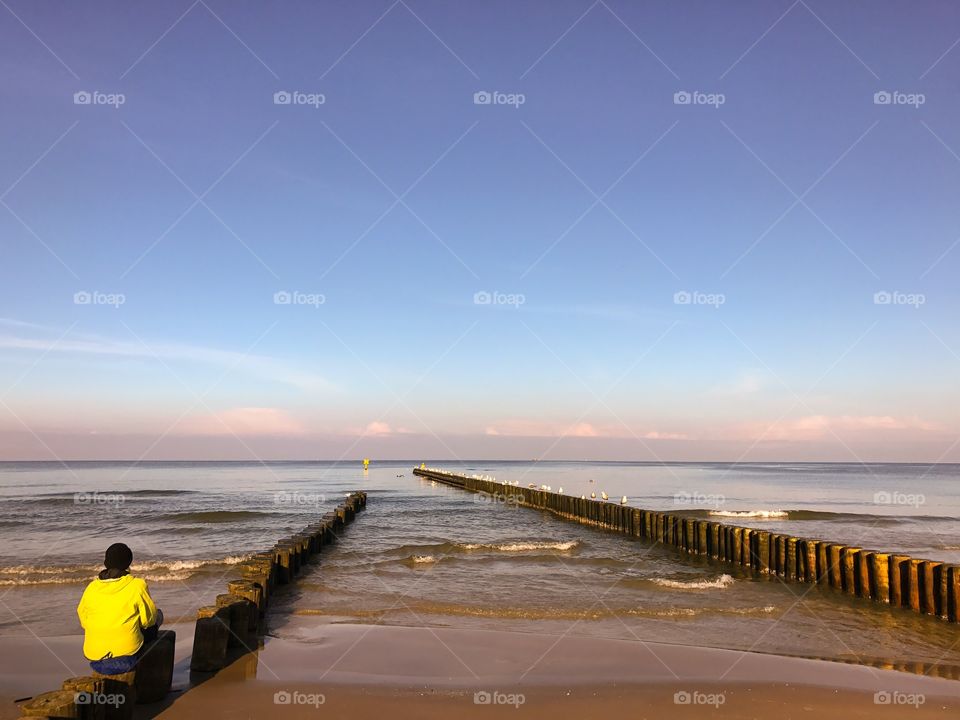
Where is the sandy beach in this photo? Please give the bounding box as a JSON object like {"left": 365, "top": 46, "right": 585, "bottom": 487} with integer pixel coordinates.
{"left": 3, "top": 621, "right": 958, "bottom": 719}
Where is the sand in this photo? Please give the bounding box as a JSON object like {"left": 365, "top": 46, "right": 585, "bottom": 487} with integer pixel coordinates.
{"left": 3, "top": 621, "right": 959, "bottom": 719}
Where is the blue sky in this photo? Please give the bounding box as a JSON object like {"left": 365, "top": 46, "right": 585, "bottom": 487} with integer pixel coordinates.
{"left": 1, "top": 1, "right": 959, "bottom": 461}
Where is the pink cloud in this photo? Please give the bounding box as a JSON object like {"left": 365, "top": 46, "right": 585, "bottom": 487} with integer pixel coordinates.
{"left": 483, "top": 419, "right": 686, "bottom": 440}
{"left": 724, "top": 415, "right": 942, "bottom": 442}
{"left": 179, "top": 408, "right": 305, "bottom": 436}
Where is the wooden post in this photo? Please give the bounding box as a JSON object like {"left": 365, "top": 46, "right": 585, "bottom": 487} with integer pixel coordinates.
{"left": 216, "top": 594, "right": 252, "bottom": 650}
{"left": 190, "top": 606, "right": 229, "bottom": 672}
{"left": 785, "top": 538, "right": 798, "bottom": 580}
{"left": 841, "top": 547, "right": 860, "bottom": 595}
{"left": 133, "top": 630, "right": 176, "bottom": 703}
{"left": 948, "top": 566, "right": 960, "bottom": 622}
{"left": 889, "top": 555, "right": 910, "bottom": 606}
{"left": 906, "top": 558, "right": 922, "bottom": 611}
{"left": 18, "top": 690, "right": 79, "bottom": 718}
{"left": 826, "top": 544, "right": 842, "bottom": 588}
{"left": 869, "top": 552, "right": 890, "bottom": 603}
{"left": 920, "top": 560, "right": 943, "bottom": 616}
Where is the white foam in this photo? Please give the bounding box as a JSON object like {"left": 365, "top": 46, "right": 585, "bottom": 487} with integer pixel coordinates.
{"left": 652, "top": 574, "right": 735, "bottom": 590}
{"left": 709, "top": 509, "right": 788, "bottom": 519}
{"left": 410, "top": 555, "right": 437, "bottom": 564}
{"left": 459, "top": 540, "right": 580, "bottom": 552}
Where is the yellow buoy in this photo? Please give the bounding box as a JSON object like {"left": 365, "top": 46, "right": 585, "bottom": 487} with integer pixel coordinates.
{"left": 363, "top": 458, "right": 370, "bottom": 470}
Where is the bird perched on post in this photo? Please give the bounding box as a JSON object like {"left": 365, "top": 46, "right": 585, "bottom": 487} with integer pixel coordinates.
{"left": 620, "top": 496, "right": 628, "bottom": 505}
{"left": 601, "top": 491, "right": 609, "bottom": 501}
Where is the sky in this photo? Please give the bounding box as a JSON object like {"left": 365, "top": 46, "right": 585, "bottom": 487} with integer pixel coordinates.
{"left": 1, "top": 0, "right": 959, "bottom": 462}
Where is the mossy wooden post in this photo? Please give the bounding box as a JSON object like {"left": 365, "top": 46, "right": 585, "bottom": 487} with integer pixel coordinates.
{"left": 708, "top": 522, "right": 720, "bottom": 559}
{"left": 190, "top": 606, "right": 229, "bottom": 672}
{"left": 718, "top": 524, "right": 727, "bottom": 560}
{"left": 802, "top": 540, "right": 818, "bottom": 582}
{"left": 64, "top": 674, "right": 134, "bottom": 718}
{"left": 18, "top": 690, "right": 79, "bottom": 718}
{"left": 229, "top": 580, "right": 263, "bottom": 627}
{"left": 684, "top": 520, "right": 696, "bottom": 554}
{"left": 741, "top": 529, "right": 753, "bottom": 567}
{"left": 731, "top": 528, "right": 743, "bottom": 566}
{"left": 697, "top": 522, "right": 708, "bottom": 556}
{"left": 632, "top": 509, "right": 642, "bottom": 537}
{"left": 785, "top": 538, "right": 798, "bottom": 580}
{"left": 752, "top": 531, "right": 770, "bottom": 574}
{"left": 868, "top": 552, "right": 890, "bottom": 603}
{"left": 920, "top": 561, "right": 943, "bottom": 616}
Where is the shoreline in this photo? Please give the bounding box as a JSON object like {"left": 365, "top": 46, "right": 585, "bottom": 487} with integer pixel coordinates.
{"left": 3, "top": 622, "right": 959, "bottom": 719}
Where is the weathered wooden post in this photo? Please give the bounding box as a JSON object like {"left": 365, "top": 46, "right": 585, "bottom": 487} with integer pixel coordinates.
{"left": 785, "top": 538, "right": 798, "bottom": 580}
{"left": 906, "top": 558, "right": 922, "bottom": 611}
{"left": 840, "top": 547, "right": 860, "bottom": 595}
{"left": 18, "top": 690, "right": 80, "bottom": 719}
{"left": 889, "top": 555, "right": 910, "bottom": 607}
{"left": 920, "top": 560, "right": 943, "bottom": 616}
{"left": 868, "top": 552, "right": 890, "bottom": 603}
{"left": 190, "top": 606, "right": 230, "bottom": 672}
{"left": 216, "top": 594, "right": 253, "bottom": 650}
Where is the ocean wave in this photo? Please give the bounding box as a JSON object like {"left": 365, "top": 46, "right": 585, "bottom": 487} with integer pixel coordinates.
{"left": 160, "top": 510, "right": 270, "bottom": 523}
{"left": 0, "top": 555, "right": 249, "bottom": 587}
{"left": 651, "top": 574, "right": 735, "bottom": 590}
{"left": 408, "top": 555, "right": 437, "bottom": 564}
{"left": 292, "top": 602, "right": 777, "bottom": 621}
{"left": 709, "top": 510, "right": 788, "bottom": 519}
{"left": 457, "top": 540, "right": 580, "bottom": 552}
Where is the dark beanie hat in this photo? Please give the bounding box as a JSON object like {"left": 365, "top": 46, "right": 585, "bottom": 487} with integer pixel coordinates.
{"left": 104, "top": 543, "right": 133, "bottom": 571}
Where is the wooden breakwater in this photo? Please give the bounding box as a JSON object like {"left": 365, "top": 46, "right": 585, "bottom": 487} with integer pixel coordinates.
{"left": 17, "top": 491, "right": 367, "bottom": 720}
{"left": 414, "top": 467, "right": 960, "bottom": 625}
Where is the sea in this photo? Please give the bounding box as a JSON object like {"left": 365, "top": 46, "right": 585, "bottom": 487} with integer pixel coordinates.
{"left": 1, "top": 460, "right": 958, "bottom": 676}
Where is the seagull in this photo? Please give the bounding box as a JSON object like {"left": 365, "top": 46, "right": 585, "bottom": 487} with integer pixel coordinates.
{"left": 591, "top": 492, "right": 596, "bottom": 499}
{"left": 558, "top": 487, "right": 564, "bottom": 494}
{"left": 620, "top": 496, "right": 628, "bottom": 505}
{"left": 601, "top": 491, "right": 609, "bottom": 501}
{"left": 580, "top": 494, "right": 586, "bottom": 500}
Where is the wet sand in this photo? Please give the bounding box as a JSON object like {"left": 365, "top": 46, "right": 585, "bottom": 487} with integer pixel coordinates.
{"left": 3, "top": 621, "right": 958, "bottom": 719}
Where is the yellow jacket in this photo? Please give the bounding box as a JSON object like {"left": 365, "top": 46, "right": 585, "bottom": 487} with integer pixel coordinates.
{"left": 77, "top": 575, "right": 158, "bottom": 660}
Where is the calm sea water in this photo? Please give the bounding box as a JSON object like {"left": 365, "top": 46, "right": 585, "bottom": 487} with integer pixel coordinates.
{"left": 1, "top": 461, "right": 959, "bottom": 674}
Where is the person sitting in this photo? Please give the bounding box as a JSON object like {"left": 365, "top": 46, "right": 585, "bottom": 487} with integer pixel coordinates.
{"left": 77, "top": 543, "right": 163, "bottom": 675}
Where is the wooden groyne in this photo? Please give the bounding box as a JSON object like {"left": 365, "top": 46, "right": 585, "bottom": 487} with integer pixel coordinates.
{"left": 414, "top": 467, "right": 960, "bottom": 625}
{"left": 17, "top": 491, "right": 367, "bottom": 719}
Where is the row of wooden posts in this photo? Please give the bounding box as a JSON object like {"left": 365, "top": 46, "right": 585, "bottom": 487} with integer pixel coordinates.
{"left": 414, "top": 468, "right": 960, "bottom": 624}
{"left": 18, "top": 491, "right": 368, "bottom": 720}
